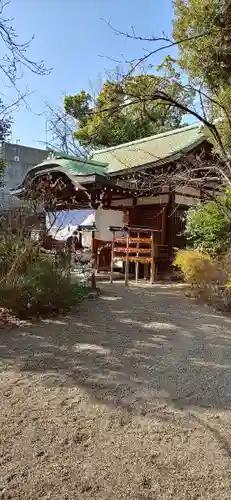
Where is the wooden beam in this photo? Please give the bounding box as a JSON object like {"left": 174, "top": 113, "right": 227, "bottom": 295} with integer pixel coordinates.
{"left": 114, "top": 247, "right": 151, "bottom": 254}
{"left": 114, "top": 237, "right": 152, "bottom": 244}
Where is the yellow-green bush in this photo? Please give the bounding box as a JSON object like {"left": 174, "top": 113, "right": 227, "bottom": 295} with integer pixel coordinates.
{"left": 173, "top": 249, "right": 231, "bottom": 311}
{"left": 173, "top": 249, "right": 219, "bottom": 288}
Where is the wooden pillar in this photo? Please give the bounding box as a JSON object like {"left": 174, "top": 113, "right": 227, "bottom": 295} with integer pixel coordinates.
{"left": 110, "top": 231, "right": 115, "bottom": 284}
{"left": 161, "top": 188, "right": 175, "bottom": 254}
{"left": 91, "top": 230, "right": 97, "bottom": 290}
{"left": 144, "top": 262, "right": 149, "bottom": 280}
{"left": 150, "top": 231, "right": 155, "bottom": 284}
{"left": 167, "top": 188, "right": 175, "bottom": 259}
{"left": 123, "top": 210, "right": 129, "bottom": 226}
{"left": 161, "top": 204, "right": 168, "bottom": 245}
{"left": 135, "top": 232, "right": 140, "bottom": 283}
{"left": 124, "top": 231, "right": 129, "bottom": 286}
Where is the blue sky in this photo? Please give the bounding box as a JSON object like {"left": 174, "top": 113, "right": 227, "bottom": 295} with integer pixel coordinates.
{"left": 4, "top": 0, "right": 175, "bottom": 148}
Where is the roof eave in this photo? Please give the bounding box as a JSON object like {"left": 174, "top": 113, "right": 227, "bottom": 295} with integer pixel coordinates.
{"left": 108, "top": 136, "right": 208, "bottom": 176}
{"left": 10, "top": 169, "right": 122, "bottom": 200}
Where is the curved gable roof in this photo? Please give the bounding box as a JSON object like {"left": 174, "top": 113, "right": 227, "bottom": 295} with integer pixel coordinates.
{"left": 91, "top": 123, "right": 208, "bottom": 173}
{"left": 10, "top": 157, "right": 108, "bottom": 197}
{"left": 26, "top": 157, "right": 107, "bottom": 178}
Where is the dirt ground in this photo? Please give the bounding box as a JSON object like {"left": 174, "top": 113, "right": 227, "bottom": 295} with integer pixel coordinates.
{"left": 1, "top": 282, "right": 231, "bottom": 499}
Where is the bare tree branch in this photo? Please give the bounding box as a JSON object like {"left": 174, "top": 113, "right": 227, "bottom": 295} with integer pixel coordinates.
{"left": 102, "top": 19, "right": 231, "bottom": 79}
{"left": 43, "top": 100, "right": 89, "bottom": 159}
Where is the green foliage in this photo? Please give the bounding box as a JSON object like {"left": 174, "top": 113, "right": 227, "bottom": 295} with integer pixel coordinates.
{"left": 173, "top": 0, "right": 231, "bottom": 91}
{"left": 0, "top": 260, "right": 87, "bottom": 318}
{"left": 184, "top": 193, "right": 231, "bottom": 256}
{"left": 64, "top": 75, "right": 193, "bottom": 148}
{"left": 0, "top": 235, "right": 40, "bottom": 279}
{"left": 0, "top": 235, "right": 87, "bottom": 318}
{"left": 208, "top": 86, "right": 231, "bottom": 152}
{"left": 173, "top": 0, "right": 231, "bottom": 151}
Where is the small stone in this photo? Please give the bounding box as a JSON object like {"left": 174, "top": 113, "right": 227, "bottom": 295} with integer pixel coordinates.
{"left": 36, "top": 450, "right": 45, "bottom": 457}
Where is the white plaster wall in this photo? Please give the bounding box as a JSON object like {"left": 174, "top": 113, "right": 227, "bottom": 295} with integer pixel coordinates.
{"left": 95, "top": 208, "right": 124, "bottom": 241}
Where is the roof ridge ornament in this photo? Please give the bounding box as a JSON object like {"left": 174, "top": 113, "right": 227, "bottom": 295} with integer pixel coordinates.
{"left": 47, "top": 151, "right": 56, "bottom": 160}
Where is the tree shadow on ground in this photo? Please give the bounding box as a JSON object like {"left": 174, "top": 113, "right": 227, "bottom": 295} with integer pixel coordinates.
{"left": 1, "top": 282, "right": 231, "bottom": 416}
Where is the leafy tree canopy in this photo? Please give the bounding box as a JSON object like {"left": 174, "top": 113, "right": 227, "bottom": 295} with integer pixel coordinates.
{"left": 173, "top": 0, "right": 231, "bottom": 91}
{"left": 184, "top": 192, "right": 231, "bottom": 256}
{"left": 64, "top": 74, "right": 193, "bottom": 148}
{"left": 173, "top": 0, "right": 231, "bottom": 153}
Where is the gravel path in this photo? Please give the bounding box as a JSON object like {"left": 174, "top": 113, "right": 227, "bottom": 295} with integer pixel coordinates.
{"left": 1, "top": 282, "right": 231, "bottom": 499}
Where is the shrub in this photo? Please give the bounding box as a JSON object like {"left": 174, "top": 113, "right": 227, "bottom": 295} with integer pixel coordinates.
{"left": 173, "top": 249, "right": 218, "bottom": 288}
{"left": 0, "top": 234, "right": 40, "bottom": 281}
{"left": 217, "top": 251, "right": 231, "bottom": 310}
{"left": 173, "top": 249, "right": 231, "bottom": 311}
{"left": 219, "top": 249, "right": 231, "bottom": 282}
{"left": 184, "top": 191, "right": 231, "bottom": 256}
{"left": 0, "top": 236, "right": 87, "bottom": 318}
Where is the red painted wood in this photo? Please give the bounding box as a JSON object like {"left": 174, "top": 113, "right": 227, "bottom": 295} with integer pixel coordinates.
{"left": 114, "top": 247, "right": 151, "bottom": 254}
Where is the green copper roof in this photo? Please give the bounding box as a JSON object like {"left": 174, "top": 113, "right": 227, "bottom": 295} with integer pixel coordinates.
{"left": 91, "top": 123, "right": 207, "bottom": 174}
{"left": 30, "top": 157, "right": 108, "bottom": 178}
{"left": 11, "top": 124, "right": 210, "bottom": 200}
{"left": 10, "top": 156, "right": 108, "bottom": 198}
